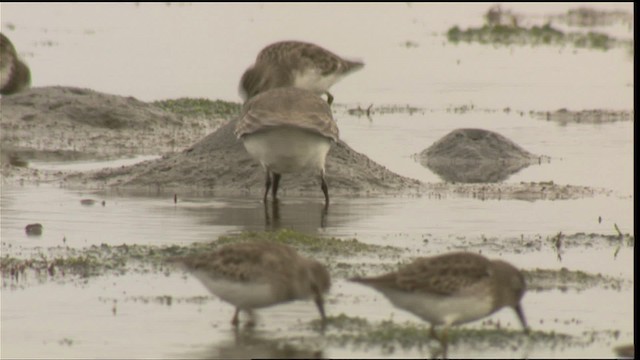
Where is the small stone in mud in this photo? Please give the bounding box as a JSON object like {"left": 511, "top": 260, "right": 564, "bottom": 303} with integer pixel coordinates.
{"left": 25, "top": 223, "right": 43, "bottom": 236}
{"left": 80, "top": 199, "right": 96, "bottom": 206}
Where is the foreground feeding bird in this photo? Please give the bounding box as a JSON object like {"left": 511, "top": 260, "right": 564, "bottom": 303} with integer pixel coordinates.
{"left": 235, "top": 86, "right": 339, "bottom": 205}
{"left": 239, "top": 40, "right": 364, "bottom": 104}
{"left": 176, "top": 241, "right": 331, "bottom": 328}
{"left": 350, "top": 251, "right": 529, "bottom": 356}
{"left": 0, "top": 33, "right": 31, "bottom": 95}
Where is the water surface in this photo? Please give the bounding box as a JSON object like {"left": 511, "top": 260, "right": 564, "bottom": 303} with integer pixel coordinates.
{"left": 1, "top": 3, "right": 634, "bottom": 359}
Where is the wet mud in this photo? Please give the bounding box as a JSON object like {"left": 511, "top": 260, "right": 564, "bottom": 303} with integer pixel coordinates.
{"left": 0, "top": 86, "right": 616, "bottom": 201}
{"left": 416, "top": 128, "right": 546, "bottom": 183}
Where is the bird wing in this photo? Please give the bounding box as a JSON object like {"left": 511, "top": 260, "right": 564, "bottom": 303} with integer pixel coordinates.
{"left": 234, "top": 88, "right": 338, "bottom": 141}
{"left": 395, "top": 253, "right": 491, "bottom": 295}
{"left": 355, "top": 252, "right": 491, "bottom": 296}
{"left": 180, "top": 242, "right": 297, "bottom": 283}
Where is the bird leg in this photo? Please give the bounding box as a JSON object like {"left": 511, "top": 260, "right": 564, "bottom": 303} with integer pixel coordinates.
{"left": 263, "top": 170, "right": 272, "bottom": 203}
{"left": 231, "top": 308, "right": 241, "bottom": 327}
{"left": 514, "top": 303, "right": 530, "bottom": 335}
{"left": 320, "top": 170, "right": 329, "bottom": 206}
{"left": 312, "top": 285, "right": 327, "bottom": 333}
{"left": 429, "top": 325, "right": 449, "bottom": 359}
{"left": 272, "top": 172, "right": 281, "bottom": 201}
{"left": 245, "top": 309, "right": 257, "bottom": 328}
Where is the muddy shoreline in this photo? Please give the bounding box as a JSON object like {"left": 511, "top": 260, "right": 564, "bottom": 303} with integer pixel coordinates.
{"left": 0, "top": 86, "right": 622, "bottom": 200}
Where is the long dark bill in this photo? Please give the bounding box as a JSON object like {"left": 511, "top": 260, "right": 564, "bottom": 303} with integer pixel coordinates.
{"left": 514, "top": 303, "right": 529, "bottom": 335}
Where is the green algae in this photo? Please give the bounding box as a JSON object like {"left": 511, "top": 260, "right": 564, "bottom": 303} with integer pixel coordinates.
{"left": 0, "top": 229, "right": 401, "bottom": 285}
{"left": 1, "top": 230, "right": 628, "bottom": 294}
{"left": 524, "top": 267, "right": 626, "bottom": 292}
{"left": 152, "top": 98, "right": 241, "bottom": 119}
{"left": 216, "top": 228, "right": 402, "bottom": 256}
{"left": 98, "top": 294, "right": 211, "bottom": 306}
{"left": 307, "top": 314, "right": 578, "bottom": 354}
{"left": 447, "top": 23, "right": 629, "bottom": 51}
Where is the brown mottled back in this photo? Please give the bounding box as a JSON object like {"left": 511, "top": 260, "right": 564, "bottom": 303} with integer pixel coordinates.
{"left": 1, "top": 32, "right": 31, "bottom": 95}
{"left": 179, "top": 241, "right": 300, "bottom": 283}
{"left": 235, "top": 87, "right": 339, "bottom": 141}
{"left": 256, "top": 40, "right": 364, "bottom": 76}
{"left": 355, "top": 252, "right": 492, "bottom": 295}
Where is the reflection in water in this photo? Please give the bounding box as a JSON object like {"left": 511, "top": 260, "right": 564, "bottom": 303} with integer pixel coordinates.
{"left": 421, "top": 158, "right": 535, "bottom": 183}
{"left": 182, "top": 198, "right": 337, "bottom": 235}
{"left": 264, "top": 200, "right": 281, "bottom": 229}
{"left": 416, "top": 128, "right": 542, "bottom": 183}
{"left": 264, "top": 200, "right": 329, "bottom": 230}
{"left": 204, "top": 328, "right": 324, "bottom": 360}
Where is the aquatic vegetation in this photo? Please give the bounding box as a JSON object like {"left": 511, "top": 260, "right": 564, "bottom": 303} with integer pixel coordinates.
{"left": 0, "top": 229, "right": 401, "bottom": 285}
{"left": 308, "top": 314, "right": 581, "bottom": 354}
{"left": 524, "top": 267, "right": 627, "bottom": 292}
{"left": 216, "top": 228, "right": 402, "bottom": 256}
{"left": 447, "top": 5, "right": 632, "bottom": 51}
{"left": 152, "top": 98, "right": 241, "bottom": 119}
{"left": 531, "top": 109, "right": 634, "bottom": 124}
{"left": 447, "top": 23, "right": 627, "bottom": 51}
{"left": 560, "top": 7, "right": 634, "bottom": 28}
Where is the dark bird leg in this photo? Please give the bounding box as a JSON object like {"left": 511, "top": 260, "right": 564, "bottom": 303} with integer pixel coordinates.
{"left": 320, "top": 202, "right": 328, "bottom": 228}
{"left": 272, "top": 172, "right": 281, "bottom": 201}
{"left": 263, "top": 170, "right": 272, "bottom": 203}
{"left": 246, "top": 309, "right": 257, "bottom": 328}
{"left": 312, "top": 286, "right": 327, "bottom": 333}
{"left": 514, "top": 303, "right": 529, "bottom": 334}
{"left": 429, "top": 324, "right": 449, "bottom": 359}
{"left": 320, "top": 170, "right": 329, "bottom": 206}
{"left": 231, "top": 308, "right": 241, "bottom": 327}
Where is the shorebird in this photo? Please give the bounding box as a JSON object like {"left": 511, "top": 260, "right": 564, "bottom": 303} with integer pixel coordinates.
{"left": 235, "top": 86, "right": 339, "bottom": 205}
{"left": 350, "top": 251, "right": 529, "bottom": 356}
{"left": 177, "top": 241, "right": 331, "bottom": 328}
{"left": 0, "top": 33, "right": 31, "bottom": 95}
{"left": 239, "top": 40, "right": 364, "bottom": 104}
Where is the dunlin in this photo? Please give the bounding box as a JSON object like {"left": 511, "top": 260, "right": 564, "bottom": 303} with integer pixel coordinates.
{"left": 178, "top": 241, "right": 331, "bottom": 327}
{"left": 0, "top": 33, "right": 31, "bottom": 95}
{"left": 235, "top": 86, "right": 339, "bottom": 205}
{"left": 350, "top": 251, "right": 528, "bottom": 356}
{"left": 240, "top": 40, "right": 364, "bottom": 104}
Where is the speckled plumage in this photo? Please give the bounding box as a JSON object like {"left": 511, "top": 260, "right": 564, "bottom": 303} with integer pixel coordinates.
{"left": 0, "top": 33, "right": 31, "bottom": 95}
{"left": 235, "top": 87, "right": 338, "bottom": 141}
{"left": 178, "top": 241, "right": 331, "bottom": 327}
{"left": 239, "top": 40, "right": 364, "bottom": 102}
{"left": 255, "top": 41, "right": 363, "bottom": 77}
{"left": 235, "top": 87, "right": 339, "bottom": 204}
{"left": 351, "top": 252, "right": 528, "bottom": 356}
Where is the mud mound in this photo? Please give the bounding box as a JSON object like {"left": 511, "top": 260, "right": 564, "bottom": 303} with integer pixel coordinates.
{"left": 0, "top": 86, "right": 226, "bottom": 166}
{"left": 77, "top": 118, "right": 424, "bottom": 196}
{"left": 2, "top": 86, "right": 180, "bottom": 129}
{"left": 417, "top": 128, "right": 543, "bottom": 183}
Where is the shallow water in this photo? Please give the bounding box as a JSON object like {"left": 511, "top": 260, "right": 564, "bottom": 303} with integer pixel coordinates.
{"left": 0, "top": 2, "right": 634, "bottom": 359}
